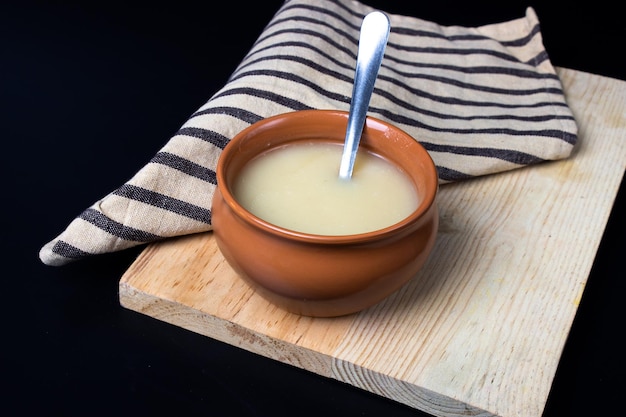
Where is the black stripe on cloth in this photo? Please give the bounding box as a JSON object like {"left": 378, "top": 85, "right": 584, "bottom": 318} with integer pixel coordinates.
{"left": 186, "top": 106, "right": 263, "bottom": 127}
{"left": 51, "top": 240, "right": 92, "bottom": 260}
{"left": 421, "top": 142, "right": 545, "bottom": 165}
{"left": 150, "top": 152, "right": 217, "bottom": 184}
{"left": 370, "top": 84, "right": 573, "bottom": 122}
{"left": 371, "top": 85, "right": 571, "bottom": 121}
{"left": 391, "top": 24, "right": 540, "bottom": 46}
{"left": 393, "top": 22, "right": 542, "bottom": 47}
{"left": 267, "top": 15, "right": 357, "bottom": 45}
{"left": 378, "top": 71, "right": 564, "bottom": 97}
{"left": 238, "top": 46, "right": 352, "bottom": 75}
{"left": 175, "top": 126, "right": 230, "bottom": 149}
{"left": 78, "top": 207, "right": 162, "bottom": 241}
{"left": 113, "top": 184, "right": 212, "bottom": 224}
{"left": 380, "top": 43, "right": 525, "bottom": 65}
{"left": 271, "top": 3, "right": 360, "bottom": 34}
{"left": 374, "top": 107, "right": 577, "bottom": 144}
{"left": 290, "top": 0, "right": 360, "bottom": 22}
{"left": 256, "top": 27, "right": 357, "bottom": 60}
{"left": 391, "top": 27, "right": 486, "bottom": 42}
{"left": 501, "top": 24, "right": 542, "bottom": 47}
{"left": 436, "top": 166, "right": 474, "bottom": 182}
{"left": 527, "top": 50, "right": 550, "bottom": 66}
{"left": 212, "top": 86, "right": 317, "bottom": 111}
{"left": 384, "top": 54, "right": 559, "bottom": 80}
{"left": 382, "top": 55, "right": 559, "bottom": 81}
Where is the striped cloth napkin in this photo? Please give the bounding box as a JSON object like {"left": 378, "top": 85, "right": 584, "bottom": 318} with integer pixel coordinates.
{"left": 40, "top": 0, "right": 578, "bottom": 266}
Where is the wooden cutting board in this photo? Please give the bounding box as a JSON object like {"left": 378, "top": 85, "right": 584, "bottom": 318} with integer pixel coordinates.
{"left": 119, "top": 67, "right": 626, "bottom": 417}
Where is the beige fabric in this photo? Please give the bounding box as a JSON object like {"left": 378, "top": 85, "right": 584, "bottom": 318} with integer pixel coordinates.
{"left": 40, "top": 0, "right": 577, "bottom": 266}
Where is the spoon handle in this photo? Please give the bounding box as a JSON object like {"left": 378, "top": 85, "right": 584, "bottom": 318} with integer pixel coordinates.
{"left": 339, "top": 11, "right": 390, "bottom": 180}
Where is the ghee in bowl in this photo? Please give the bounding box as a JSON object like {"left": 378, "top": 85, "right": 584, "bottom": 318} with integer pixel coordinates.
{"left": 232, "top": 141, "right": 419, "bottom": 236}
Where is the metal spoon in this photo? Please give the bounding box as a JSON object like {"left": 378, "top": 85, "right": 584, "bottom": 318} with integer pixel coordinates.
{"left": 338, "top": 11, "right": 390, "bottom": 180}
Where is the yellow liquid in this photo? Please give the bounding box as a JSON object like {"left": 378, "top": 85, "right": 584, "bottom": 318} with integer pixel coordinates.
{"left": 233, "top": 142, "right": 419, "bottom": 235}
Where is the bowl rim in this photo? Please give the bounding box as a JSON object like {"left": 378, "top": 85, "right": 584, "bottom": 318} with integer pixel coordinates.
{"left": 216, "top": 109, "right": 438, "bottom": 244}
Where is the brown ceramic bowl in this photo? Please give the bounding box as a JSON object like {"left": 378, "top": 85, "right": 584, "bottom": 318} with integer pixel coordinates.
{"left": 212, "top": 110, "right": 439, "bottom": 317}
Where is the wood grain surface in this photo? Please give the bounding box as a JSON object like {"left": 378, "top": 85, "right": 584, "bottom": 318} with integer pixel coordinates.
{"left": 119, "top": 67, "right": 626, "bottom": 417}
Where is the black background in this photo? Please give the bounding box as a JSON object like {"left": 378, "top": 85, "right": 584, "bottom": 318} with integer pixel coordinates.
{"left": 3, "top": 1, "right": 624, "bottom": 416}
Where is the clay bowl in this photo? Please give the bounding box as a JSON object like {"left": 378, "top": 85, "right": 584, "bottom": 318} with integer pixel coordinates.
{"left": 212, "top": 109, "right": 439, "bottom": 317}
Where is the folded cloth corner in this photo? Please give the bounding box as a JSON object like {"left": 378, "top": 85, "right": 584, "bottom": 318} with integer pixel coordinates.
{"left": 39, "top": 0, "right": 578, "bottom": 266}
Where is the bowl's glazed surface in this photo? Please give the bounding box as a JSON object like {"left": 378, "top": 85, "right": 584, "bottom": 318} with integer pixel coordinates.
{"left": 212, "top": 110, "right": 439, "bottom": 317}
